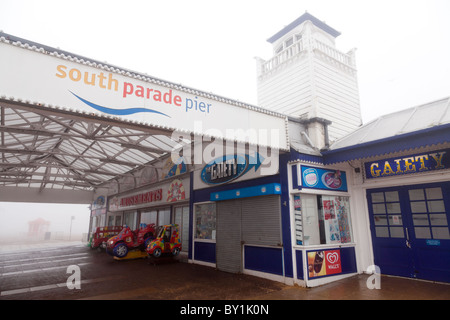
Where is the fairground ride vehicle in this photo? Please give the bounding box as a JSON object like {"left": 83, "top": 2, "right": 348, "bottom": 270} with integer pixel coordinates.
{"left": 89, "top": 226, "right": 122, "bottom": 250}
{"left": 146, "top": 224, "right": 181, "bottom": 258}
{"left": 106, "top": 223, "right": 155, "bottom": 258}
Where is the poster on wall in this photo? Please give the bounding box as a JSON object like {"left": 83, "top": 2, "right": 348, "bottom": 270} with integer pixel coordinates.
{"left": 91, "top": 195, "right": 107, "bottom": 216}
{"left": 167, "top": 179, "right": 186, "bottom": 202}
{"left": 161, "top": 157, "right": 187, "bottom": 180}
{"left": 301, "top": 166, "right": 347, "bottom": 192}
{"left": 322, "top": 197, "right": 351, "bottom": 244}
{"left": 307, "top": 249, "right": 342, "bottom": 278}
{"left": 323, "top": 199, "right": 340, "bottom": 244}
{"left": 335, "top": 197, "right": 352, "bottom": 243}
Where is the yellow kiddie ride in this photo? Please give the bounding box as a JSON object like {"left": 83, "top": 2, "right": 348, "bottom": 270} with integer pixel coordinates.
{"left": 146, "top": 224, "right": 181, "bottom": 258}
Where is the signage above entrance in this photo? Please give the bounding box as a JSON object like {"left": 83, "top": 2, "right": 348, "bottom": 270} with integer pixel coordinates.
{"left": 299, "top": 165, "right": 348, "bottom": 192}
{"left": 108, "top": 177, "right": 189, "bottom": 211}
{"left": 0, "top": 39, "right": 288, "bottom": 150}
{"left": 200, "top": 153, "right": 264, "bottom": 186}
{"left": 364, "top": 149, "right": 448, "bottom": 179}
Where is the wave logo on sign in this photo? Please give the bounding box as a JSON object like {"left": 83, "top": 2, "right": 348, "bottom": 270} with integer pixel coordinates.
{"left": 70, "top": 91, "right": 171, "bottom": 117}
{"left": 201, "top": 153, "right": 264, "bottom": 185}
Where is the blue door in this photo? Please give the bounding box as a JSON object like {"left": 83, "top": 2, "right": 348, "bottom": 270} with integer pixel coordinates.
{"left": 367, "top": 182, "right": 450, "bottom": 283}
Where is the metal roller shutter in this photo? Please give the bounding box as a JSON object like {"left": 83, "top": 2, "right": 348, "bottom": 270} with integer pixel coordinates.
{"left": 216, "top": 200, "right": 242, "bottom": 273}
{"left": 216, "top": 195, "right": 282, "bottom": 273}
{"left": 241, "top": 195, "right": 281, "bottom": 246}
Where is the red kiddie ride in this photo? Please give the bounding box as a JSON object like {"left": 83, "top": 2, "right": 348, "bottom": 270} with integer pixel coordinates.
{"left": 90, "top": 226, "right": 122, "bottom": 250}
{"left": 106, "top": 223, "right": 156, "bottom": 258}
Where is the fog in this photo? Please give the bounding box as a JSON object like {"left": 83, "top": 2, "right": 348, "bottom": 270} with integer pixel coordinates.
{"left": 0, "top": 202, "right": 90, "bottom": 244}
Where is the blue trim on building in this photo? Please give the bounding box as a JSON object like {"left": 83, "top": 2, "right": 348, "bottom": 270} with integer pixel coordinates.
{"left": 340, "top": 247, "right": 358, "bottom": 275}
{"left": 194, "top": 241, "right": 216, "bottom": 264}
{"left": 193, "top": 175, "right": 281, "bottom": 203}
{"left": 295, "top": 250, "right": 304, "bottom": 280}
{"left": 244, "top": 246, "right": 284, "bottom": 275}
{"left": 188, "top": 171, "right": 194, "bottom": 260}
{"left": 291, "top": 163, "right": 300, "bottom": 190}
{"left": 289, "top": 148, "right": 324, "bottom": 164}
{"left": 279, "top": 152, "right": 294, "bottom": 278}
{"left": 210, "top": 183, "right": 281, "bottom": 201}
{"left": 322, "top": 123, "right": 450, "bottom": 165}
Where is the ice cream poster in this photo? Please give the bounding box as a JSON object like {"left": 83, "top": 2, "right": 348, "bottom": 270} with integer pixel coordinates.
{"left": 307, "top": 249, "right": 342, "bottom": 278}
{"left": 301, "top": 166, "right": 348, "bottom": 192}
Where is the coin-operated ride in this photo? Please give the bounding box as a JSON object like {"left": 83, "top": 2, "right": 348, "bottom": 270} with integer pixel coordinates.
{"left": 146, "top": 224, "right": 181, "bottom": 258}
{"left": 89, "top": 226, "right": 122, "bottom": 250}
{"left": 106, "top": 223, "right": 156, "bottom": 258}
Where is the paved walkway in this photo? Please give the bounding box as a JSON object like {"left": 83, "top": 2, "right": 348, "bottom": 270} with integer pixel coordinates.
{"left": 0, "top": 240, "right": 85, "bottom": 254}
{"left": 0, "top": 241, "right": 448, "bottom": 301}
{"left": 251, "top": 274, "right": 450, "bottom": 300}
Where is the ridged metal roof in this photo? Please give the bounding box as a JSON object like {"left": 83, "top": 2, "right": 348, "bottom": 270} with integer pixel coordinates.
{"left": 322, "top": 97, "right": 450, "bottom": 164}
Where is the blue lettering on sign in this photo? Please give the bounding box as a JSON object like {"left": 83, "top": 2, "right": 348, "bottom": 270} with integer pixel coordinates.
{"left": 201, "top": 153, "right": 264, "bottom": 185}
{"left": 365, "top": 149, "right": 448, "bottom": 179}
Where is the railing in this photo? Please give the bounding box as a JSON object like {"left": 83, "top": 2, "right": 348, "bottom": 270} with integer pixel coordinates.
{"left": 313, "top": 39, "right": 353, "bottom": 66}
{"left": 260, "top": 40, "right": 304, "bottom": 75}
{"left": 259, "top": 38, "right": 354, "bottom": 76}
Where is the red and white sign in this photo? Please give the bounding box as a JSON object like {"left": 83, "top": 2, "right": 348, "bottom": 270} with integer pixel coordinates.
{"left": 307, "top": 249, "right": 342, "bottom": 278}
{"left": 324, "top": 250, "right": 342, "bottom": 275}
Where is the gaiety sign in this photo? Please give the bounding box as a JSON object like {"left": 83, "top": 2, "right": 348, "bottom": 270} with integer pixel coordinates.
{"left": 364, "top": 149, "right": 448, "bottom": 179}
{"left": 200, "top": 153, "right": 264, "bottom": 185}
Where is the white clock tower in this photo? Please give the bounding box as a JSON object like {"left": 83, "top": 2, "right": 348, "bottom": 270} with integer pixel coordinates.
{"left": 256, "top": 12, "right": 362, "bottom": 143}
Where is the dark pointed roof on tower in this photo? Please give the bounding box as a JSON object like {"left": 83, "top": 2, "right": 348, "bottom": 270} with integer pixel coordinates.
{"left": 267, "top": 12, "right": 341, "bottom": 43}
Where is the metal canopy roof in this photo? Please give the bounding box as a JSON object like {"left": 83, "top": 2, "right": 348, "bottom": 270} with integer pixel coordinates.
{"left": 0, "top": 99, "right": 182, "bottom": 193}
{"left": 0, "top": 32, "right": 290, "bottom": 201}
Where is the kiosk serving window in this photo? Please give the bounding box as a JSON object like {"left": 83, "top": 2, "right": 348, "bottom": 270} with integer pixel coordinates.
{"left": 294, "top": 194, "right": 353, "bottom": 246}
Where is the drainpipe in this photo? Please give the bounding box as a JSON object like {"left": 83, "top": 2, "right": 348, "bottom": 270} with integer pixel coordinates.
{"left": 323, "top": 121, "right": 330, "bottom": 149}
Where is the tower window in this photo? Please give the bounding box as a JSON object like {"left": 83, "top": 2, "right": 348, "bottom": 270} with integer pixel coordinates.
{"left": 285, "top": 38, "right": 293, "bottom": 48}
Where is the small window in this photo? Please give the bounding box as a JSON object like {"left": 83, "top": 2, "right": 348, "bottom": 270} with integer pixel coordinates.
{"left": 285, "top": 37, "right": 293, "bottom": 48}
{"left": 295, "top": 194, "right": 353, "bottom": 245}
{"left": 370, "top": 191, "right": 403, "bottom": 239}
{"left": 409, "top": 187, "right": 449, "bottom": 240}
{"left": 194, "top": 203, "right": 216, "bottom": 240}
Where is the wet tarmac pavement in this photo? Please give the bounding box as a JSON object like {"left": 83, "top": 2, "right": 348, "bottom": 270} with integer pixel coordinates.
{"left": 0, "top": 242, "right": 449, "bottom": 301}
